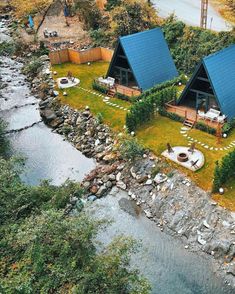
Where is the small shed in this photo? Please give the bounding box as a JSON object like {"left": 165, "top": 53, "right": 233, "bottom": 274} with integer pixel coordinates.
{"left": 177, "top": 44, "right": 235, "bottom": 120}
{"left": 106, "top": 28, "right": 178, "bottom": 91}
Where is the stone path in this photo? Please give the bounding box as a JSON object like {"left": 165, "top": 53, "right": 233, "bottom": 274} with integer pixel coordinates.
{"left": 180, "top": 126, "right": 235, "bottom": 152}
{"left": 78, "top": 86, "right": 129, "bottom": 112}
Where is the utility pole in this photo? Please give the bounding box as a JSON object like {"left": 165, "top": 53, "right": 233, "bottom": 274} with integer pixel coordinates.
{"left": 200, "top": 0, "right": 209, "bottom": 29}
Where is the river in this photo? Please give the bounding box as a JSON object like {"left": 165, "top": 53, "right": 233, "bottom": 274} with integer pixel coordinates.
{"left": 0, "top": 19, "right": 234, "bottom": 294}
{"left": 0, "top": 20, "right": 95, "bottom": 185}
{"left": 152, "top": 0, "right": 232, "bottom": 31}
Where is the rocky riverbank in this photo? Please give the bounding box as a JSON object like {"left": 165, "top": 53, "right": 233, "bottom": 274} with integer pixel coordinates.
{"left": 25, "top": 53, "right": 235, "bottom": 288}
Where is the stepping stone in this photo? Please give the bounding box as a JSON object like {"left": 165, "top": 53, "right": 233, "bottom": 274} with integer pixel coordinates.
{"left": 201, "top": 143, "right": 205, "bottom": 146}
{"left": 215, "top": 148, "right": 218, "bottom": 151}
{"left": 183, "top": 134, "right": 188, "bottom": 137}
{"left": 204, "top": 145, "right": 209, "bottom": 149}
{"left": 210, "top": 147, "right": 214, "bottom": 150}
{"left": 181, "top": 127, "right": 189, "bottom": 131}
{"left": 220, "top": 148, "right": 224, "bottom": 151}
{"left": 180, "top": 131, "right": 186, "bottom": 134}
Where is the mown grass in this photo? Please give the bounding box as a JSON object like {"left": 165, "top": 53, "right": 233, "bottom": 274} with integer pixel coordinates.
{"left": 52, "top": 61, "right": 130, "bottom": 132}
{"left": 52, "top": 62, "right": 235, "bottom": 210}
{"left": 136, "top": 116, "right": 235, "bottom": 210}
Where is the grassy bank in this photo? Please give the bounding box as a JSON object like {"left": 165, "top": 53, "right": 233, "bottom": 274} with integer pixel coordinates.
{"left": 52, "top": 61, "right": 235, "bottom": 211}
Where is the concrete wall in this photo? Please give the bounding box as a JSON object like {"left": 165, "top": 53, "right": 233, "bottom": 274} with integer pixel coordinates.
{"left": 49, "top": 47, "right": 113, "bottom": 65}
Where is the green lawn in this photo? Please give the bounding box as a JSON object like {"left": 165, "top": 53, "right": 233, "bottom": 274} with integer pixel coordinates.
{"left": 52, "top": 62, "right": 130, "bottom": 132}
{"left": 52, "top": 62, "right": 235, "bottom": 211}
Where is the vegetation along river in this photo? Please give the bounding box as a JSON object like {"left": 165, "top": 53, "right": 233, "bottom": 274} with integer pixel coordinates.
{"left": 0, "top": 20, "right": 233, "bottom": 294}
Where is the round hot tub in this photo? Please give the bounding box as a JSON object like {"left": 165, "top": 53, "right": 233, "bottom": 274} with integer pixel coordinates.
{"left": 177, "top": 152, "right": 189, "bottom": 162}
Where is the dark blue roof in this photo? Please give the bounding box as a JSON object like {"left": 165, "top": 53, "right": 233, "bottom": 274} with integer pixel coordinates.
{"left": 119, "top": 28, "right": 178, "bottom": 91}
{"left": 203, "top": 44, "right": 235, "bottom": 119}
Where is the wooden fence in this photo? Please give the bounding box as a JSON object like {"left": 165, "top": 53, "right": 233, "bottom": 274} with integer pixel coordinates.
{"left": 49, "top": 47, "right": 113, "bottom": 65}
{"left": 96, "top": 0, "right": 107, "bottom": 9}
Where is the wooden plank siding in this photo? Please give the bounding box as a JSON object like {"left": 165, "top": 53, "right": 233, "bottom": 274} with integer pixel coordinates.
{"left": 49, "top": 47, "right": 114, "bottom": 65}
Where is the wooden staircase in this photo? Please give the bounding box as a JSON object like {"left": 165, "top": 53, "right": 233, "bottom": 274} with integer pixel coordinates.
{"left": 183, "top": 118, "right": 195, "bottom": 129}
{"left": 107, "top": 87, "right": 116, "bottom": 97}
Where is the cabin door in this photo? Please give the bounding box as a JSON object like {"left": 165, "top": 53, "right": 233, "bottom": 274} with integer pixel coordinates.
{"left": 196, "top": 94, "right": 209, "bottom": 112}
{"left": 120, "top": 69, "right": 128, "bottom": 86}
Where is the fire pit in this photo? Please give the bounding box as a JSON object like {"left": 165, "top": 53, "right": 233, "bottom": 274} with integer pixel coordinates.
{"left": 60, "top": 78, "right": 69, "bottom": 84}
{"left": 177, "top": 152, "right": 189, "bottom": 162}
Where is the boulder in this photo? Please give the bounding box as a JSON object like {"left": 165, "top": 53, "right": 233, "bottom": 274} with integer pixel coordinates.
{"left": 40, "top": 108, "right": 57, "bottom": 122}
{"left": 116, "top": 181, "right": 126, "bottom": 190}
{"left": 96, "top": 185, "right": 108, "bottom": 197}
{"left": 154, "top": 173, "right": 168, "bottom": 184}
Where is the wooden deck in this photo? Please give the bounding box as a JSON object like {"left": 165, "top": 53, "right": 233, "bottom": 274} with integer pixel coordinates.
{"left": 166, "top": 103, "right": 222, "bottom": 129}
{"left": 115, "top": 84, "right": 141, "bottom": 97}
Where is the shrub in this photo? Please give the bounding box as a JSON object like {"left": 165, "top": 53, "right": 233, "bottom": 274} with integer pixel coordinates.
{"left": 120, "top": 138, "right": 144, "bottom": 161}
{"left": 126, "top": 86, "right": 177, "bottom": 132}
{"left": 115, "top": 92, "right": 130, "bottom": 101}
{"left": 135, "top": 74, "right": 187, "bottom": 102}
{"left": 195, "top": 122, "right": 216, "bottom": 135}
{"left": 92, "top": 80, "right": 108, "bottom": 94}
{"left": 222, "top": 118, "right": 235, "bottom": 135}
{"left": 158, "top": 107, "right": 184, "bottom": 123}
{"left": 96, "top": 112, "right": 104, "bottom": 124}
{"left": 0, "top": 42, "right": 16, "bottom": 56}
{"left": 213, "top": 149, "right": 235, "bottom": 192}
{"left": 23, "top": 57, "right": 43, "bottom": 77}
{"left": 0, "top": 119, "right": 9, "bottom": 157}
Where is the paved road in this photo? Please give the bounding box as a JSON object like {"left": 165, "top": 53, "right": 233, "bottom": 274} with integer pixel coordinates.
{"left": 152, "top": 0, "right": 232, "bottom": 31}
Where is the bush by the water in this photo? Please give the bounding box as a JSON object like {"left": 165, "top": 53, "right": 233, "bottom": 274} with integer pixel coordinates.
{"left": 0, "top": 41, "right": 16, "bottom": 56}
{"left": 0, "top": 119, "right": 9, "bottom": 157}
{"left": 23, "top": 57, "right": 44, "bottom": 77}
{"left": 213, "top": 149, "right": 235, "bottom": 192}
{"left": 120, "top": 137, "right": 145, "bottom": 161}
{"left": 0, "top": 124, "right": 150, "bottom": 293}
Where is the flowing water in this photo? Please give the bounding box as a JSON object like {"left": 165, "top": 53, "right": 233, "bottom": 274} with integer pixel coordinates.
{"left": 0, "top": 20, "right": 234, "bottom": 293}
{"left": 152, "top": 0, "right": 232, "bottom": 31}
{"left": 87, "top": 189, "right": 234, "bottom": 294}
{"left": 0, "top": 21, "right": 95, "bottom": 185}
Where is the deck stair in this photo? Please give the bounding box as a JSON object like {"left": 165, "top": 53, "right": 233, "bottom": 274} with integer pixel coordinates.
{"left": 183, "top": 118, "right": 195, "bottom": 129}
{"left": 107, "top": 87, "right": 116, "bottom": 97}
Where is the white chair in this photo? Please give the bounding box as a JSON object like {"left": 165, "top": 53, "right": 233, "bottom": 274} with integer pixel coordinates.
{"left": 107, "top": 77, "right": 115, "bottom": 87}
{"left": 198, "top": 110, "right": 205, "bottom": 119}
{"left": 217, "top": 115, "right": 226, "bottom": 124}
{"left": 205, "top": 108, "right": 220, "bottom": 121}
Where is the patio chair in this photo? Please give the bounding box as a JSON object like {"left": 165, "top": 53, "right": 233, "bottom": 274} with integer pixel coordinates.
{"left": 198, "top": 110, "right": 205, "bottom": 120}
{"left": 205, "top": 108, "right": 220, "bottom": 121}
{"left": 188, "top": 142, "right": 196, "bottom": 154}
{"left": 217, "top": 115, "right": 226, "bottom": 124}
{"left": 190, "top": 159, "right": 199, "bottom": 169}
{"left": 107, "top": 77, "right": 115, "bottom": 87}
{"left": 167, "top": 143, "right": 174, "bottom": 154}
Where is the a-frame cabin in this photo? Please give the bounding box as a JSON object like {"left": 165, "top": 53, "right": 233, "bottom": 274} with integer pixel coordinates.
{"left": 177, "top": 44, "right": 235, "bottom": 120}
{"left": 106, "top": 28, "right": 178, "bottom": 92}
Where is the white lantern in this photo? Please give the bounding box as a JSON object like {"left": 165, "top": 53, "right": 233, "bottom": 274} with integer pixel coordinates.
{"left": 223, "top": 133, "right": 227, "bottom": 138}
{"left": 219, "top": 188, "right": 224, "bottom": 195}
{"left": 131, "top": 131, "right": 135, "bottom": 136}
